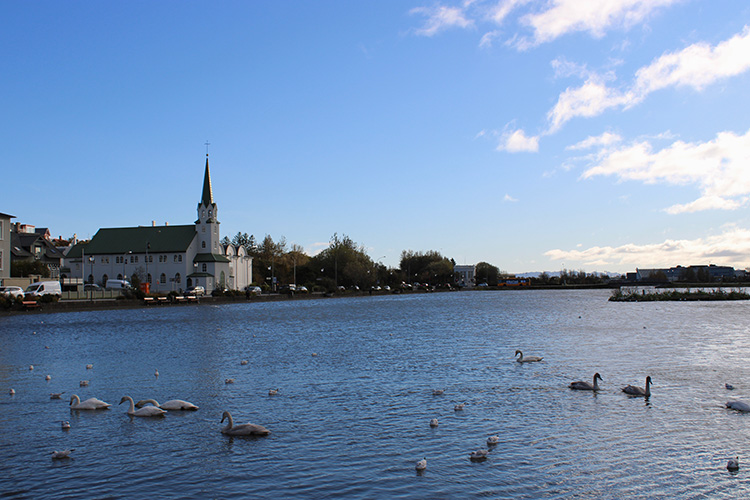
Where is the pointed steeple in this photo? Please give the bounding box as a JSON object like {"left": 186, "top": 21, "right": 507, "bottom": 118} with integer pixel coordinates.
{"left": 201, "top": 154, "right": 214, "bottom": 206}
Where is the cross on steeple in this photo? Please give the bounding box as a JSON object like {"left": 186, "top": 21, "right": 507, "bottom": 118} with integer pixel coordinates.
{"left": 204, "top": 141, "right": 211, "bottom": 157}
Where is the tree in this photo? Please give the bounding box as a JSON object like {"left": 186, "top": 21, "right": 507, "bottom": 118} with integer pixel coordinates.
{"left": 310, "top": 233, "right": 376, "bottom": 290}
{"left": 399, "top": 250, "right": 454, "bottom": 285}
{"left": 475, "top": 262, "right": 500, "bottom": 285}
{"left": 11, "top": 260, "right": 50, "bottom": 278}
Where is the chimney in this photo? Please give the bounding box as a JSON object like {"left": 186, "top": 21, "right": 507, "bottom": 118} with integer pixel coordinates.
{"left": 152, "top": 220, "right": 156, "bottom": 227}
{"left": 165, "top": 222, "right": 169, "bottom": 226}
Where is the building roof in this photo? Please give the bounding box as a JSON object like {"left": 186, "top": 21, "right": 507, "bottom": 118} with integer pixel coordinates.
{"left": 194, "top": 252, "right": 230, "bottom": 263}
{"left": 83, "top": 225, "right": 197, "bottom": 255}
{"left": 0, "top": 212, "right": 15, "bottom": 219}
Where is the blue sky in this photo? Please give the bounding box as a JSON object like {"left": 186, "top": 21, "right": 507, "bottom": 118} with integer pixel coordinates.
{"left": 3, "top": 1, "right": 750, "bottom": 274}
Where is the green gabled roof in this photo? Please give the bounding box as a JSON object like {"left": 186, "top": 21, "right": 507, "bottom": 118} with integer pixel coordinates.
{"left": 85, "top": 225, "right": 197, "bottom": 254}
{"left": 194, "top": 252, "right": 230, "bottom": 263}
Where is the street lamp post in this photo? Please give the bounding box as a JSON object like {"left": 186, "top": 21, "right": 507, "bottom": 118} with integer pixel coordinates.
{"left": 88, "top": 256, "right": 94, "bottom": 301}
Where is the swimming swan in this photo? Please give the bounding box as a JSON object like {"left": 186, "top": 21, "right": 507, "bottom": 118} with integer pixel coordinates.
{"left": 515, "top": 350, "right": 543, "bottom": 363}
{"left": 119, "top": 396, "right": 167, "bottom": 417}
{"left": 726, "top": 401, "right": 750, "bottom": 412}
{"left": 136, "top": 398, "right": 199, "bottom": 411}
{"left": 416, "top": 457, "right": 427, "bottom": 471}
{"left": 470, "top": 449, "right": 489, "bottom": 461}
{"left": 622, "top": 376, "right": 652, "bottom": 397}
{"left": 569, "top": 373, "right": 602, "bottom": 391}
{"left": 220, "top": 411, "right": 270, "bottom": 436}
{"left": 487, "top": 435, "right": 499, "bottom": 445}
{"left": 69, "top": 394, "right": 111, "bottom": 410}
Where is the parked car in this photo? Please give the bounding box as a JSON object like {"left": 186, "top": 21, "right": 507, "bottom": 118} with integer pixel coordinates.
{"left": 296, "top": 285, "right": 308, "bottom": 293}
{"left": 187, "top": 286, "right": 205, "bottom": 296}
{"left": 279, "top": 284, "right": 297, "bottom": 294}
{"left": 245, "top": 285, "right": 262, "bottom": 295}
{"left": 105, "top": 279, "right": 132, "bottom": 290}
{"left": 84, "top": 283, "right": 102, "bottom": 291}
{"left": 0, "top": 286, "right": 25, "bottom": 299}
{"left": 24, "top": 281, "right": 62, "bottom": 298}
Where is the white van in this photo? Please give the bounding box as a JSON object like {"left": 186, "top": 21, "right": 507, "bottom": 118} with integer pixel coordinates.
{"left": 24, "top": 281, "right": 62, "bottom": 298}
{"left": 106, "top": 279, "right": 132, "bottom": 290}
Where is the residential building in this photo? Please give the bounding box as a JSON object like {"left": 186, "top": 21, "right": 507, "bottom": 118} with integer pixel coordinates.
{"left": 0, "top": 212, "right": 15, "bottom": 283}
{"left": 10, "top": 222, "right": 66, "bottom": 278}
{"left": 63, "top": 155, "right": 252, "bottom": 293}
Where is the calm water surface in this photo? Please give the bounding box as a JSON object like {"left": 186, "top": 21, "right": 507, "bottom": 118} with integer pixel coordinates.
{"left": 2, "top": 290, "right": 750, "bottom": 498}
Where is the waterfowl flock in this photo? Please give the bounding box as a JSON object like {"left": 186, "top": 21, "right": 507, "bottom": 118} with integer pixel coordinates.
{"left": 8, "top": 356, "right": 273, "bottom": 462}
{"left": 7, "top": 345, "right": 744, "bottom": 477}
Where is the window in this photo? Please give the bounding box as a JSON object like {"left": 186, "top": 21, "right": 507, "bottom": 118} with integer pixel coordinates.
{"left": 202, "top": 264, "right": 207, "bottom": 272}
{"left": 148, "top": 255, "right": 153, "bottom": 263}
{"left": 175, "top": 273, "right": 181, "bottom": 283}
{"left": 135, "top": 256, "right": 139, "bottom": 263}
{"left": 130, "top": 256, "right": 134, "bottom": 263}
{"left": 160, "top": 273, "right": 166, "bottom": 284}
{"left": 202, "top": 241, "right": 206, "bottom": 248}
{"left": 102, "top": 274, "right": 108, "bottom": 284}
{"left": 178, "top": 255, "right": 182, "bottom": 262}
{"left": 0, "top": 220, "right": 3, "bottom": 240}
{"left": 0, "top": 250, "right": 3, "bottom": 270}
{"left": 147, "top": 274, "right": 152, "bottom": 284}
{"left": 174, "top": 255, "right": 177, "bottom": 262}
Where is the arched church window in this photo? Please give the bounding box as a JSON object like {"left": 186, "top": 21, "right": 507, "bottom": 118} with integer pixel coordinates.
{"left": 175, "top": 273, "right": 181, "bottom": 284}
{"left": 160, "top": 273, "right": 166, "bottom": 284}
{"left": 202, "top": 241, "right": 206, "bottom": 248}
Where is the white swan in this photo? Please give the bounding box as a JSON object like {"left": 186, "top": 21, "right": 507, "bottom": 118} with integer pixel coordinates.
{"left": 416, "top": 457, "right": 427, "bottom": 471}
{"left": 728, "top": 456, "right": 740, "bottom": 471}
{"left": 726, "top": 401, "right": 750, "bottom": 412}
{"left": 9, "top": 388, "right": 15, "bottom": 395}
{"left": 487, "top": 435, "right": 499, "bottom": 445}
{"left": 119, "top": 396, "right": 167, "bottom": 417}
{"left": 515, "top": 350, "right": 543, "bottom": 363}
{"left": 135, "top": 398, "right": 199, "bottom": 411}
{"left": 569, "top": 373, "right": 602, "bottom": 391}
{"left": 69, "top": 394, "right": 111, "bottom": 410}
{"left": 622, "top": 376, "right": 652, "bottom": 397}
{"left": 220, "top": 411, "right": 270, "bottom": 436}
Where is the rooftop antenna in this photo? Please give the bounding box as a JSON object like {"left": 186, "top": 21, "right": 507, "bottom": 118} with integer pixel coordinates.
{"left": 204, "top": 140, "right": 211, "bottom": 157}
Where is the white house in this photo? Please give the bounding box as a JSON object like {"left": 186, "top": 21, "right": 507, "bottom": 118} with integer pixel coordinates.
{"left": 0, "top": 212, "right": 15, "bottom": 283}
{"left": 64, "top": 155, "right": 252, "bottom": 293}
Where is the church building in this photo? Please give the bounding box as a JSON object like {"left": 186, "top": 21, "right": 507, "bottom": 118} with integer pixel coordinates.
{"left": 65, "top": 155, "right": 252, "bottom": 293}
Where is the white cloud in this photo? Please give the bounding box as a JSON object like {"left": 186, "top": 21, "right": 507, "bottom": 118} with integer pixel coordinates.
{"left": 634, "top": 26, "right": 750, "bottom": 95}
{"left": 488, "top": 0, "right": 528, "bottom": 24}
{"left": 545, "top": 226, "right": 750, "bottom": 269}
{"left": 479, "top": 30, "right": 502, "bottom": 48}
{"left": 567, "top": 132, "right": 622, "bottom": 150}
{"left": 547, "top": 78, "right": 633, "bottom": 133}
{"left": 498, "top": 129, "right": 539, "bottom": 152}
{"left": 410, "top": 4, "right": 474, "bottom": 36}
{"left": 582, "top": 128, "right": 750, "bottom": 214}
{"left": 520, "top": 0, "right": 679, "bottom": 47}
{"left": 503, "top": 194, "right": 519, "bottom": 202}
{"left": 546, "top": 26, "right": 750, "bottom": 131}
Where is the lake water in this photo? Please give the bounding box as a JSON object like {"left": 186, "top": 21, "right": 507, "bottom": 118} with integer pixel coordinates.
{"left": 2, "top": 290, "right": 750, "bottom": 498}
